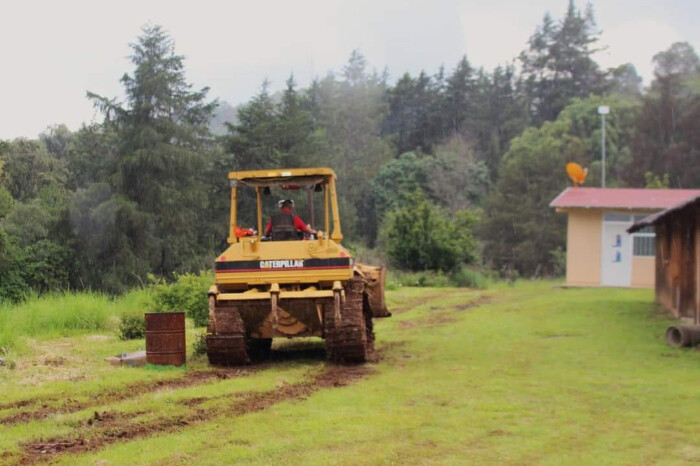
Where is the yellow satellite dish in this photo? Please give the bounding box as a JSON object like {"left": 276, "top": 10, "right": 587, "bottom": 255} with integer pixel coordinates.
{"left": 566, "top": 162, "right": 588, "bottom": 187}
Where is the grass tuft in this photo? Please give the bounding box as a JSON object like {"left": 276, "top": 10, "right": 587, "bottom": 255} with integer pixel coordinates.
{"left": 0, "top": 289, "right": 151, "bottom": 355}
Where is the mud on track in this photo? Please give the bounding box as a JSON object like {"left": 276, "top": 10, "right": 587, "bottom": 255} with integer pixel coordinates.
{"left": 16, "top": 365, "right": 371, "bottom": 465}
{"left": 0, "top": 369, "right": 253, "bottom": 426}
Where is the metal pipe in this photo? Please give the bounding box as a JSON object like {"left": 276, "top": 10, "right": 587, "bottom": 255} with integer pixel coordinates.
{"left": 229, "top": 187, "right": 238, "bottom": 243}
{"left": 324, "top": 184, "right": 330, "bottom": 236}
{"left": 255, "top": 187, "right": 263, "bottom": 240}
{"left": 328, "top": 178, "right": 343, "bottom": 241}
{"left": 601, "top": 113, "right": 606, "bottom": 188}
{"left": 307, "top": 185, "right": 315, "bottom": 229}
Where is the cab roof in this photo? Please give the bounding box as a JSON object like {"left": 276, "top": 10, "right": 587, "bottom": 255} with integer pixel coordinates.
{"left": 228, "top": 167, "right": 336, "bottom": 180}
{"left": 228, "top": 168, "right": 336, "bottom": 188}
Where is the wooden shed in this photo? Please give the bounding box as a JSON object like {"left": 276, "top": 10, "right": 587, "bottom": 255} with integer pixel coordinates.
{"left": 629, "top": 195, "right": 700, "bottom": 324}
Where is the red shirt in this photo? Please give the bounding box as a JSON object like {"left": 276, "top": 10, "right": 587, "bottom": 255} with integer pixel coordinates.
{"left": 265, "top": 208, "right": 308, "bottom": 235}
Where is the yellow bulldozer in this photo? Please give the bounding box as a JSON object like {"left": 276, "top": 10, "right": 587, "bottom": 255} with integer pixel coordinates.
{"left": 207, "top": 167, "right": 390, "bottom": 365}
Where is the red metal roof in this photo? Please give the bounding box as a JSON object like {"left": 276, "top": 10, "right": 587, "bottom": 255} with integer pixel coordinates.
{"left": 550, "top": 187, "right": 700, "bottom": 210}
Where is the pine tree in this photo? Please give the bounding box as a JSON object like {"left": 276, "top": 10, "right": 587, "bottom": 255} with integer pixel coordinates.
{"left": 626, "top": 42, "right": 700, "bottom": 187}
{"left": 278, "top": 75, "right": 315, "bottom": 166}
{"left": 445, "top": 56, "right": 475, "bottom": 135}
{"left": 519, "top": 1, "right": 606, "bottom": 124}
{"left": 85, "top": 24, "right": 216, "bottom": 286}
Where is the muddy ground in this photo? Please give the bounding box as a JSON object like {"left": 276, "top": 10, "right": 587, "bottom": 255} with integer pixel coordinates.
{"left": 5, "top": 358, "right": 370, "bottom": 465}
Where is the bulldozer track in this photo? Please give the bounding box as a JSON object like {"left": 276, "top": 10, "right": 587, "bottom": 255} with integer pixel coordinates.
{"left": 324, "top": 277, "right": 374, "bottom": 363}
{"left": 15, "top": 365, "right": 371, "bottom": 465}
{"left": 207, "top": 306, "right": 249, "bottom": 365}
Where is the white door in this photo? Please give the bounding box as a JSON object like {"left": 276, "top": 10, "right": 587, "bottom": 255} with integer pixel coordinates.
{"left": 601, "top": 222, "right": 631, "bottom": 287}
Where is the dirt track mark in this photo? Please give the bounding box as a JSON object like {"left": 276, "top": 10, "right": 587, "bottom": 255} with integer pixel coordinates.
{"left": 389, "top": 292, "right": 447, "bottom": 315}
{"left": 454, "top": 296, "right": 490, "bottom": 311}
{"left": 17, "top": 365, "right": 370, "bottom": 465}
{"left": 0, "top": 369, "right": 253, "bottom": 426}
{"left": 398, "top": 296, "right": 491, "bottom": 330}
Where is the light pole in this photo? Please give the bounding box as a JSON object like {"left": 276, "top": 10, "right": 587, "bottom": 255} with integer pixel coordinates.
{"left": 598, "top": 105, "right": 609, "bottom": 188}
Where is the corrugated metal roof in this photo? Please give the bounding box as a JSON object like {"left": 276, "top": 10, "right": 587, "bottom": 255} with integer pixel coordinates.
{"left": 549, "top": 187, "right": 700, "bottom": 210}
{"left": 628, "top": 194, "right": 700, "bottom": 233}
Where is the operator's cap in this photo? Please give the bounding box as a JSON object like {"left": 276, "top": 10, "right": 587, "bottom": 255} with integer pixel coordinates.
{"left": 278, "top": 199, "right": 295, "bottom": 208}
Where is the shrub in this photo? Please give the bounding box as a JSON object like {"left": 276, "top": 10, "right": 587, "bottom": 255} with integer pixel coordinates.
{"left": 118, "top": 315, "right": 145, "bottom": 340}
{"left": 549, "top": 247, "right": 566, "bottom": 277}
{"left": 193, "top": 332, "right": 207, "bottom": 356}
{"left": 150, "top": 272, "right": 211, "bottom": 327}
{"left": 380, "top": 192, "right": 478, "bottom": 273}
{"left": 452, "top": 268, "right": 489, "bottom": 289}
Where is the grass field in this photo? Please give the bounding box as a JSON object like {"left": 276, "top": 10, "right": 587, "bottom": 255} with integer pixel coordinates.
{"left": 1, "top": 282, "right": 699, "bottom": 465}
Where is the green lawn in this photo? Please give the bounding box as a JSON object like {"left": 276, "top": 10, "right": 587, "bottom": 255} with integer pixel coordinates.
{"left": 1, "top": 282, "right": 698, "bottom": 465}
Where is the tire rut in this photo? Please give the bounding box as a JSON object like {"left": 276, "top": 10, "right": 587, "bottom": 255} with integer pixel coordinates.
{"left": 15, "top": 364, "right": 370, "bottom": 465}
{"left": 0, "top": 368, "right": 253, "bottom": 426}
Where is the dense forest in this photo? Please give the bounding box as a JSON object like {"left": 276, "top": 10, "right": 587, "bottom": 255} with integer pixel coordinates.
{"left": 1, "top": 1, "right": 698, "bottom": 300}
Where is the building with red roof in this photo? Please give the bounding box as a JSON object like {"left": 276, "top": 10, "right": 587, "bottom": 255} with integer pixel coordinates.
{"left": 550, "top": 187, "right": 700, "bottom": 288}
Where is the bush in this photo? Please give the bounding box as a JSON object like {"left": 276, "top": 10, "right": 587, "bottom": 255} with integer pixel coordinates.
{"left": 549, "top": 247, "right": 566, "bottom": 277}
{"left": 380, "top": 192, "right": 478, "bottom": 273}
{"left": 452, "top": 268, "right": 489, "bottom": 289}
{"left": 150, "top": 272, "right": 211, "bottom": 327}
{"left": 118, "top": 315, "right": 145, "bottom": 340}
{"left": 193, "top": 332, "right": 207, "bottom": 356}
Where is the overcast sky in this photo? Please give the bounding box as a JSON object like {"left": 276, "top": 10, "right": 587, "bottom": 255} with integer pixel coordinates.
{"left": 1, "top": 0, "right": 698, "bottom": 139}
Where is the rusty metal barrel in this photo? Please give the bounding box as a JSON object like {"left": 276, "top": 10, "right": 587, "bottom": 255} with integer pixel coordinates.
{"left": 145, "top": 312, "right": 186, "bottom": 366}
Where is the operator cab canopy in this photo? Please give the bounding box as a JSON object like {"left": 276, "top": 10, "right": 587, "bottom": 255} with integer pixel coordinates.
{"left": 227, "top": 167, "right": 342, "bottom": 243}
{"left": 228, "top": 167, "right": 336, "bottom": 189}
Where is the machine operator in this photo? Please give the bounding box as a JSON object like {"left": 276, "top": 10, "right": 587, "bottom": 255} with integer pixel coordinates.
{"left": 265, "top": 199, "right": 317, "bottom": 241}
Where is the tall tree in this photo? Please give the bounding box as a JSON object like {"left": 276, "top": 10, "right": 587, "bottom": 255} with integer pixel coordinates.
{"left": 626, "top": 42, "right": 700, "bottom": 187}
{"left": 519, "top": 1, "right": 606, "bottom": 124}
{"left": 84, "top": 25, "right": 216, "bottom": 288}
{"left": 312, "top": 51, "right": 393, "bottom": 241}
{"left": 472, "top": 64, "right": 528, "bottom": 182}
{"left": 445, "top": 56, "right": 476, "bottom": 136}
{"left": 224, "top": 80, "right": 280, "bottom": 170}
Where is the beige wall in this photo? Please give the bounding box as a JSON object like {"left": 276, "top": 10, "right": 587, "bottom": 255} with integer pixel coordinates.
{"left": 631, "top": 257, "right": 655, "bottom": 288}
{"left": 565, "top": 209, "right": 602, "bottom": 286}
{"left": 561, "top": 208, "right": 657, "bottom": 288}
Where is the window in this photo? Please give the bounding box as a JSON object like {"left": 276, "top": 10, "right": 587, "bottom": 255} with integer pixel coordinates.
{"left": 633, "top": 235, "right": 655, "bottom": 256}
{"left": 604, "top": 213, "right": 631, "bottom": 222}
